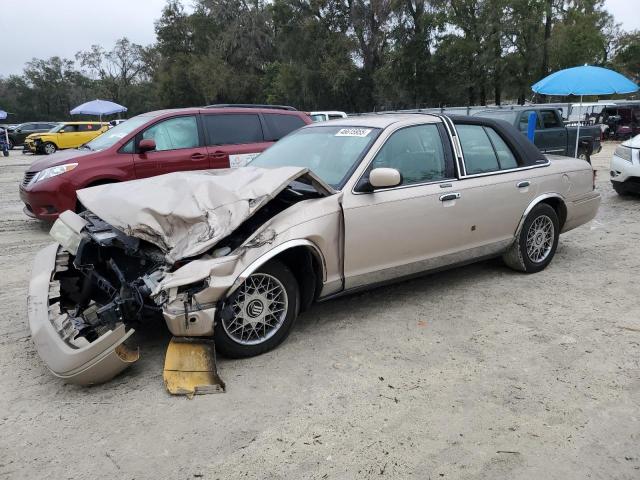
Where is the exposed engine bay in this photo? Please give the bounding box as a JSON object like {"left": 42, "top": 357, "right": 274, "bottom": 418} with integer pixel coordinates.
{"left": 53, "top": 181, "right": 326, "bottom": 347}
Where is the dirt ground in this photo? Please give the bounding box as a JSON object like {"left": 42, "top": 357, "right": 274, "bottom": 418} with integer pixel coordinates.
{"left": 0, "top": 143, "right": 638, "bottom": 480}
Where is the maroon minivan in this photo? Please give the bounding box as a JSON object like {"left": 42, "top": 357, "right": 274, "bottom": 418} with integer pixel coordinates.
{"left": 19, "top": 106, "right": 311, "bottom": 220}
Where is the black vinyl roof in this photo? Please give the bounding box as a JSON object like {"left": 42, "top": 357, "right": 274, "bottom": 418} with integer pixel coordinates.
{"left": 448, "top": 115, "right": 548, "bottom": 167}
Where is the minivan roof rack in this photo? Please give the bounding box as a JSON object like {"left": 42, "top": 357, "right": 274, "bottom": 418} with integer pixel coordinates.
{"left": 205, "top": 104, "right": 298, "bottom": 111}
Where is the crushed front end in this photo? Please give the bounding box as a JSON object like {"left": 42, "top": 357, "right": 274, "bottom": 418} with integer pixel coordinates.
{"left": 28, "top": 211, "right": 173, "bottom": 385}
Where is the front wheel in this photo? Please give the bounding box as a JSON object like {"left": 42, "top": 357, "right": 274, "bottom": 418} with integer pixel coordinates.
{"left": 215, "top": 260, "right": 299, "bottom": 358}
{"left": 42, "top": 142, "right": 57, "bottom": 155}
{"left": 503, "top": 203, "right": 560, "bottom": 273}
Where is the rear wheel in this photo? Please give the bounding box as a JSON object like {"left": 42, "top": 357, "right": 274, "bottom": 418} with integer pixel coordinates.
{"left": 215, "top": 260, "right": 299, "bottom": 358}
{"left": 503, "top": 203, "right": 560, "bottom": 273}
{"left": 612, "top": 182, "right": 628, "bottom": 196}
{"left": 43, "top": 142, "right": 57, "bottom": 155}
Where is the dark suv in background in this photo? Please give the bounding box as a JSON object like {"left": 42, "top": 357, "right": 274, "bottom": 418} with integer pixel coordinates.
{"left": 19, "top": 106, "right": 311, "bottom": 220}
{"left": 7, "top": 122, "right": 59, "bottom": 149}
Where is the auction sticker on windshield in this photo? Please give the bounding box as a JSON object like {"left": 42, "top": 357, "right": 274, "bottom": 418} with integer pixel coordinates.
{"left": 335, "top": 128, "right": 372, "bottom": 137}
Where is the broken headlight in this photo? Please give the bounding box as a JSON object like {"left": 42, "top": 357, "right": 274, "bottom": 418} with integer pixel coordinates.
{"left": 50, "top": 218, "right": 83, "bottom": 255}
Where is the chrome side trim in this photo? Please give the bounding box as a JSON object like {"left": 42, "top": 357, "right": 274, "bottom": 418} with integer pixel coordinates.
{"left": 227, "top": 239, "right": 327, "bottom": 296}
{"left": 460, "top": 161, "right": 551, "bottom": 179}
{"left": 514, "top": 193, "right": 566, "bottom": 237}
{"left": 328, "top": 239, "right": 512, "bottom": 298}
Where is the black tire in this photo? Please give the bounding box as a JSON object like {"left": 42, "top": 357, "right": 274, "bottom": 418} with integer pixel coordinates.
{"left": 43, "top": 142, "right": 57, "bottom": 155}
{"left": 215, "top": 259, "right": 299, "bottom": 358}
{"left": 503, "top": 203, "right": 560, "bottom": 273}
{"left": 612, "top": 182, "right": 628, "bottom": 196}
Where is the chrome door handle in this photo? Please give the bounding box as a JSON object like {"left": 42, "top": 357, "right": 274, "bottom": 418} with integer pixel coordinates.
{"left": 517, "top": 181, "right": 530, "bottom": 188}
{"left": 439, "top": 193, "right": 461, "bottom": 202}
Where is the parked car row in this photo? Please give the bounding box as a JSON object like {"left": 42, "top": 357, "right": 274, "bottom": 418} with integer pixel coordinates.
{"left": 19, "top": 106, "right": 311, "bottom": 219}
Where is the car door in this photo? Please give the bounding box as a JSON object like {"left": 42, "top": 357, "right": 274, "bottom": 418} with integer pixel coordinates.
{"left": 76, "top": 123, "right": 101, "bottom": 146}
{"left": 342, "top": 122, "right": 466, "bottom": 289}
{"left": 133, "top": 115, "right": 208, "bottom": 178}
{"left": 57, "top": 124, "right": 82, "bottom": 148}
{"left": 202, "top": 113, "right": 270, "bottom": 168}
{"left": 535, "top": 110, "right": 567, "bottom": 155}
{"left": 451, "top": 123, "right": 539, "bottom": 248}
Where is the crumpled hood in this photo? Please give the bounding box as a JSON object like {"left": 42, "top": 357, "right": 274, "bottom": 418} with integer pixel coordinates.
{"left": 77, "top": 166, "right": 334, "bottom": 263}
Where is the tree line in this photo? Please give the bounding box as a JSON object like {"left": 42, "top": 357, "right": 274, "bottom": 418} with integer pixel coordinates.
{"left": 1, "top": 0, "right": 638, "bottom": 122}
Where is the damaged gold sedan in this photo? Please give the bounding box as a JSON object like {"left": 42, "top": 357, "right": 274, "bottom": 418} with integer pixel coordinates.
{"left": 27, "top": 114, "right": 600, "bottom": 391}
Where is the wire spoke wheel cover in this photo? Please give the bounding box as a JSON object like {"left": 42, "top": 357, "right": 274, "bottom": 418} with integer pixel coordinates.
{"left": 223, "top": 273, "right": 289, "bottom": 345}
{"left": 526, "top": 214, "right": 554, "bottom": 263}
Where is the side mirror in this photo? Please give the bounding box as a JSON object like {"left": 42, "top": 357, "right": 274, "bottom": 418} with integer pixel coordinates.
{"left": 139, "top": 138, "right": 156, "bottom": 153}
{"left": 369, "top": 167, "right": 402, "bottom": 189}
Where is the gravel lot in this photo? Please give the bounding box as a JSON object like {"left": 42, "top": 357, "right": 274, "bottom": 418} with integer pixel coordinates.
{"left": 1, "top": 144, "right": 638, "bottom": 480}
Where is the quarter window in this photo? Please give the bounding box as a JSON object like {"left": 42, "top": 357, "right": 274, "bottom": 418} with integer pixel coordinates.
{"left": 142, "top": 116, "right": 199, "bottom": 151}
{"left": 371, "top": 124, "right": 450, "bottom": 185}
{"left": 263, "top": 113, "right": 306, "bottom": 141}
{"left": 518, "top": 110, "right": 538, "bottom": 131}
{"left": 203, "top": 114, "right": 263, "bottom": 145}
{"left": 457, "top": 124, "right": 519, "bottom": 174}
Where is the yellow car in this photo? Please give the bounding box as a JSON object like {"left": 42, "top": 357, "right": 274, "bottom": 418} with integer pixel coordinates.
{"left": 25, "top": 122, "right": 109, "bottom": 155}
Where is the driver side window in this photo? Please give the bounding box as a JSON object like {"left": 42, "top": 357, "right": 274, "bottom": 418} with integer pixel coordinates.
{"left": 141, "top": 116, "right": 199, "bottom": 152}
{"left": 371, "top": 124, "right": 450, "bottom": 186}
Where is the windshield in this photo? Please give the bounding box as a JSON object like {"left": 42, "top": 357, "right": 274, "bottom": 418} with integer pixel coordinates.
{"left": 251, "top": 125, "right": 381, "bottom": 188}
{"left": 83, "top": 116, "right": 150, "bottom": 151}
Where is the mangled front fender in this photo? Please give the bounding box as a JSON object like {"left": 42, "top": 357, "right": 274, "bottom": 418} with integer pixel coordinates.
{"left": 28, "top": 244, "right": 138, "bottom": 385}
{"left": 155, "top": 194, "right": 345, "bottom": 336}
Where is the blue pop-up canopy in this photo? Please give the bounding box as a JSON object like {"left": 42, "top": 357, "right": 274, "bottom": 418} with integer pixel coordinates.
{"left": 532, "top": 66, "right": 638, "bottom": 157}
{"left": 70, "top": 99, "right": 127, "bottom": 120}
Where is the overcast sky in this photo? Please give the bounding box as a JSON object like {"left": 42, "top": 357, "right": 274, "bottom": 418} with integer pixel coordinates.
{"left": 0, "top": 0, "right": 637, "bottom": 77}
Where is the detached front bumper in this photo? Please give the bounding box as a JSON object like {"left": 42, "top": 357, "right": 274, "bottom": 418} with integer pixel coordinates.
{"left": 28, "top": 243, "right": 138, "bottom": 385}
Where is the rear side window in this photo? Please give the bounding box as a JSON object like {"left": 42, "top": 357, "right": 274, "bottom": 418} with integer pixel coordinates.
{"left": 540, "top": 110, "right": 561, "bottom": 128}
{"left": 203, "top": 114, "right": 263, "bottom": 145}
{"left": 485, "top": 128, "right": 518, "bottom": 169}
{"left": 263, "top": 113, "right": 306, "bottom": 141}
{"left": 142, "top": 116, "right": 199, "bottom": 151}
{"left": 457, "top": 124, "right": 519, "bottom": 174}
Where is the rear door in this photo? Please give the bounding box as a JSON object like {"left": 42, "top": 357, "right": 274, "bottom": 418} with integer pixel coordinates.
{"left": 452, "top": 123, "right": 539, "bottom": 248}
{"left": 202, "top": 113, "right": 269, "bottom": 168}
{"left": 133, "top": 115, "right": 208, "bottom": 178}
{"left": 58, "top": 124, "right": 82, "bottom": 148}
{"left": 535, "top": 110, "right": 567, "bottom": 155}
